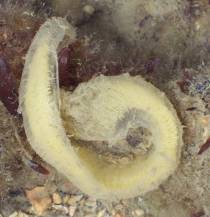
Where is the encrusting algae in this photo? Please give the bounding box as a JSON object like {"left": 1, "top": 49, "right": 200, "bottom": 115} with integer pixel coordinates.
{"left": 19, "top": 17, "right": 183, "bottom": 200}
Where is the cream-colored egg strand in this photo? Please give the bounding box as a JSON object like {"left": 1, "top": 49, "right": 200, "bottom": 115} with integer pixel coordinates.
{"left": 18, "top": 17, "right": 105, "bottom": 197}
{"left": 19, "top": 17, "right": 183, "bottom": 200}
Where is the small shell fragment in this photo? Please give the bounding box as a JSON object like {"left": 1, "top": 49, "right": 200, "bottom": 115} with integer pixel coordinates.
{"left": 52, "top": 192, "right": 62, "bottom": 204}
{"left": 25, "top": 186, "right": 52, "bottom": 215}
{"left": 67, "top": 194, "right": 83, "bottom": 205}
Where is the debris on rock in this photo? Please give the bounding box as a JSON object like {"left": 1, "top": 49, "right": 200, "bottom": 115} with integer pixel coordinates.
{"left": 83, "top": 5, "right": 95, "bottom": 17}
{"left": 83, "top": 198, "right": 97, "bottom": 214}
{"left": 8, "top": 212, "right": 18, "bottom": 217}
{"left": 97, "top": 209, "right": 108, "bottom": 217}
{"left": 67, "top": 194, "right": 83, "bottom": 206}
{"left": 114, "top": 212, "right": 123, "bottom": 217}
{"left": 51, "top": 204, "right": 69, "bottom": 214}
{"left": 25, "top": 186, "right": 52, "bottom": 216}
{"left": 62, "top": 194, "right": 70, "bottom": 204}
{"left": 8, "top": 211, "right": 29, "bottom": 217}
{"left": 52, "top": 192, "right": 62, "bottom": 205}
{"left": 132, "top": 209, "right": 145, "bottom": 217}
{"left": 68, "top": 206, "right": 77, "bottom": 217}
